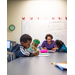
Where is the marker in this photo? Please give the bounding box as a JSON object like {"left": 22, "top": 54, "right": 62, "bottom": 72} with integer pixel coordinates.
{"left": 51, "top": 62, "right": 55, "bottom": 65}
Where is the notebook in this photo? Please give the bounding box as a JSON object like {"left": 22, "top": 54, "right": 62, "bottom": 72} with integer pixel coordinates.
{"left": 52, "top": 62, "right": 67, "bottom": 70}
{"left": 38, "top": 53, "right": 50, "bottom": 57}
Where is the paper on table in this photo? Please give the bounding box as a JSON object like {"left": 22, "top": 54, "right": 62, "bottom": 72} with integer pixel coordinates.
{"left": 38, "top": 53, "right": 50, "bottom": 56}
{"left": 48, "top": 50, "right": 55, "bottom": 53}
{"left": 56, "top": 63, "right": 67, "bottom": 69}
{"left": 38, "top": 55, "right": 50, "bottom": 57}
{"left": 39, "top": 53, "right": 50, "bottom": 55}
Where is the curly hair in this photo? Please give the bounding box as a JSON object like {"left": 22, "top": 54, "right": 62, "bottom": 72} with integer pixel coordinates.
{"left": 45, "top": 34, "right": 53, "bottom": 39}
{"left": 55, "top": 40, "right": 63, "bottom": 48}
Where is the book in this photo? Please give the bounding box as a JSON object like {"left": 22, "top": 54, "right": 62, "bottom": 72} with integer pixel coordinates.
{"left": 38, "top": 53, "right": 50, "bottom": 57}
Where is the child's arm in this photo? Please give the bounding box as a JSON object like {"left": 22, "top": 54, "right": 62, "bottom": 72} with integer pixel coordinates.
{"left": 60, "top": 49, "right": 65, "bottom": 52}
{"left": 24, "top": 49, "right": 39, "bottom": 57}
{"left": 52, "top": 48, "right": 66, "bottom": 53}
{"left": 57, "top": 45, "right": 67, "bottom": 52}
{"left": 20, "top": 46, "right": 39, "bottom": 57}
{"left": 33, "top": 51, "right": 39, "bottom": 56}
{"left": 52, "top": 46, "right": 57, "bottom": 51}
{"left": 56, "top": 49, "right": 65, "bottom": 52}
{"left": 19, "top": 46, "right": 34, "bottom": 57}
{"left": 52, "top": 42, "right": 57, "bottom": 51}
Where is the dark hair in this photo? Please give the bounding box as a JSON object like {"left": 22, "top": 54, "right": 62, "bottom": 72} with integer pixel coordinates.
{"left": 45, "top": 34, "right": 53, "bottom": 39}
{"left": 55, "top": 40, "right": 64, "bottom": 48}
{"left": 20, "top": 34, "right": 32, "bottom": 43}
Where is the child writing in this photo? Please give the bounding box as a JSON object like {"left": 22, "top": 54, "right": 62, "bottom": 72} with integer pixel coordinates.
{"left": 55, "top": 40, "right": 67, "bottom": 53}
{"left": 11, "top": 34, "right": 39, "bottom": 58}
{"left": 28, "top": 39, "right": 40, "bottom": 52}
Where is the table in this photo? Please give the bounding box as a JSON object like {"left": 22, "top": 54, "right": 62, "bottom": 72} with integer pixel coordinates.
{"left": 7, "top": 52, "right": 67, "bottom": 75}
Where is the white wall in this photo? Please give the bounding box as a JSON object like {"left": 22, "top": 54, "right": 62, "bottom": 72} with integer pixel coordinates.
{"left": 7, "top": 0, "right": 67, "bottom": 43}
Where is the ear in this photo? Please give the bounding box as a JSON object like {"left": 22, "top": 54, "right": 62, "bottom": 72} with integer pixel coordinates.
{"left": 21, "top": 42, "right": 24, "bottom": 45}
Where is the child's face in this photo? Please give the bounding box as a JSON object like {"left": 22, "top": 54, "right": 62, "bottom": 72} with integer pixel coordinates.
{"left": 21, "top": 40, "right": 31, "bottom": 49}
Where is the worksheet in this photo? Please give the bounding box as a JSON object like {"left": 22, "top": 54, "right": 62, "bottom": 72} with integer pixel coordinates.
{"left": 47, "top": 50, "right": 55, "bottom": 53}
{"left": 38, "top": 55, "right": 50, "bottom": 57}
{"left": 38, "top": 53, "right": 50, "bottom": 57}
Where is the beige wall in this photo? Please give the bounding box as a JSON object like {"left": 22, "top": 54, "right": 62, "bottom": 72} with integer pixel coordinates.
{"left": 7, "top": 0, "right": 67, "bottom": 43}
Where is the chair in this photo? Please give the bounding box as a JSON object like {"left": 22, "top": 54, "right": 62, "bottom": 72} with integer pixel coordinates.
{"left": 7, "top": 51, "right": 16, "bottom": 62}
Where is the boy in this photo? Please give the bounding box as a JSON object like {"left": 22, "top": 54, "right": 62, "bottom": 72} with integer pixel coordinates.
{"left": 55, "top": 40, "right": 67, "bottom": 53}
{"left": 11, "top": 34, "right": 39, "bottom": 58}
{"left": 29, "top": 39, "right": 40, "bottom": 52}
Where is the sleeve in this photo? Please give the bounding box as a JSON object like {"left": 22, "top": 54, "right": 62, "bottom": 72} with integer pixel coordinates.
{"left": 56, "top": 49, "right": 65, "bottom": 52}
{"left": 41, "top": 41, "right": 45, "bottom": 48}
{"left": 24, "top": 53, "right": 34, "bottom": 57}
{"left": 61, "top": 41, "right": 66, "bottom": 47}
{"left": 56, "top": 49, "right": 60, "bottom": 52}
{"left": 20, "top": 46, "right": 34, "bottom": 57}
{"left": 59, "top": 49, "right": 65, "bottom": 52}
{"left": 60, "top": 45, "right": 67, "bottom": 53}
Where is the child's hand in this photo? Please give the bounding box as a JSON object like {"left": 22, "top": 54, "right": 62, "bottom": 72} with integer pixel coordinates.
{"left": 52, "top": 48, "right": 56, "bottom": 51}
{"left": 33, "top": 51, "right": 39, "bottom": 56}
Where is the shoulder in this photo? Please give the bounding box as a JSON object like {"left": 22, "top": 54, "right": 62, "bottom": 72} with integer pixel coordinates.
{"left": 42, "top": 40, "right": 47, "bottom": 44}
{"left": 11, "top": 43, "right": 20, "bottom": 52}
{"left": 61, "top": 45, "right": 67, "bottom": 49}
{"left": 14, "top": 43, "right": 21, "bottom": 49}
{"left": 14, "top": 43, "right": 21, "bottom": 47}
{"left": 62, "top": 44, "right": 65, "bottom": 47}
{"left": 61, "top": 45, "right": 67, "bottom": 52}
